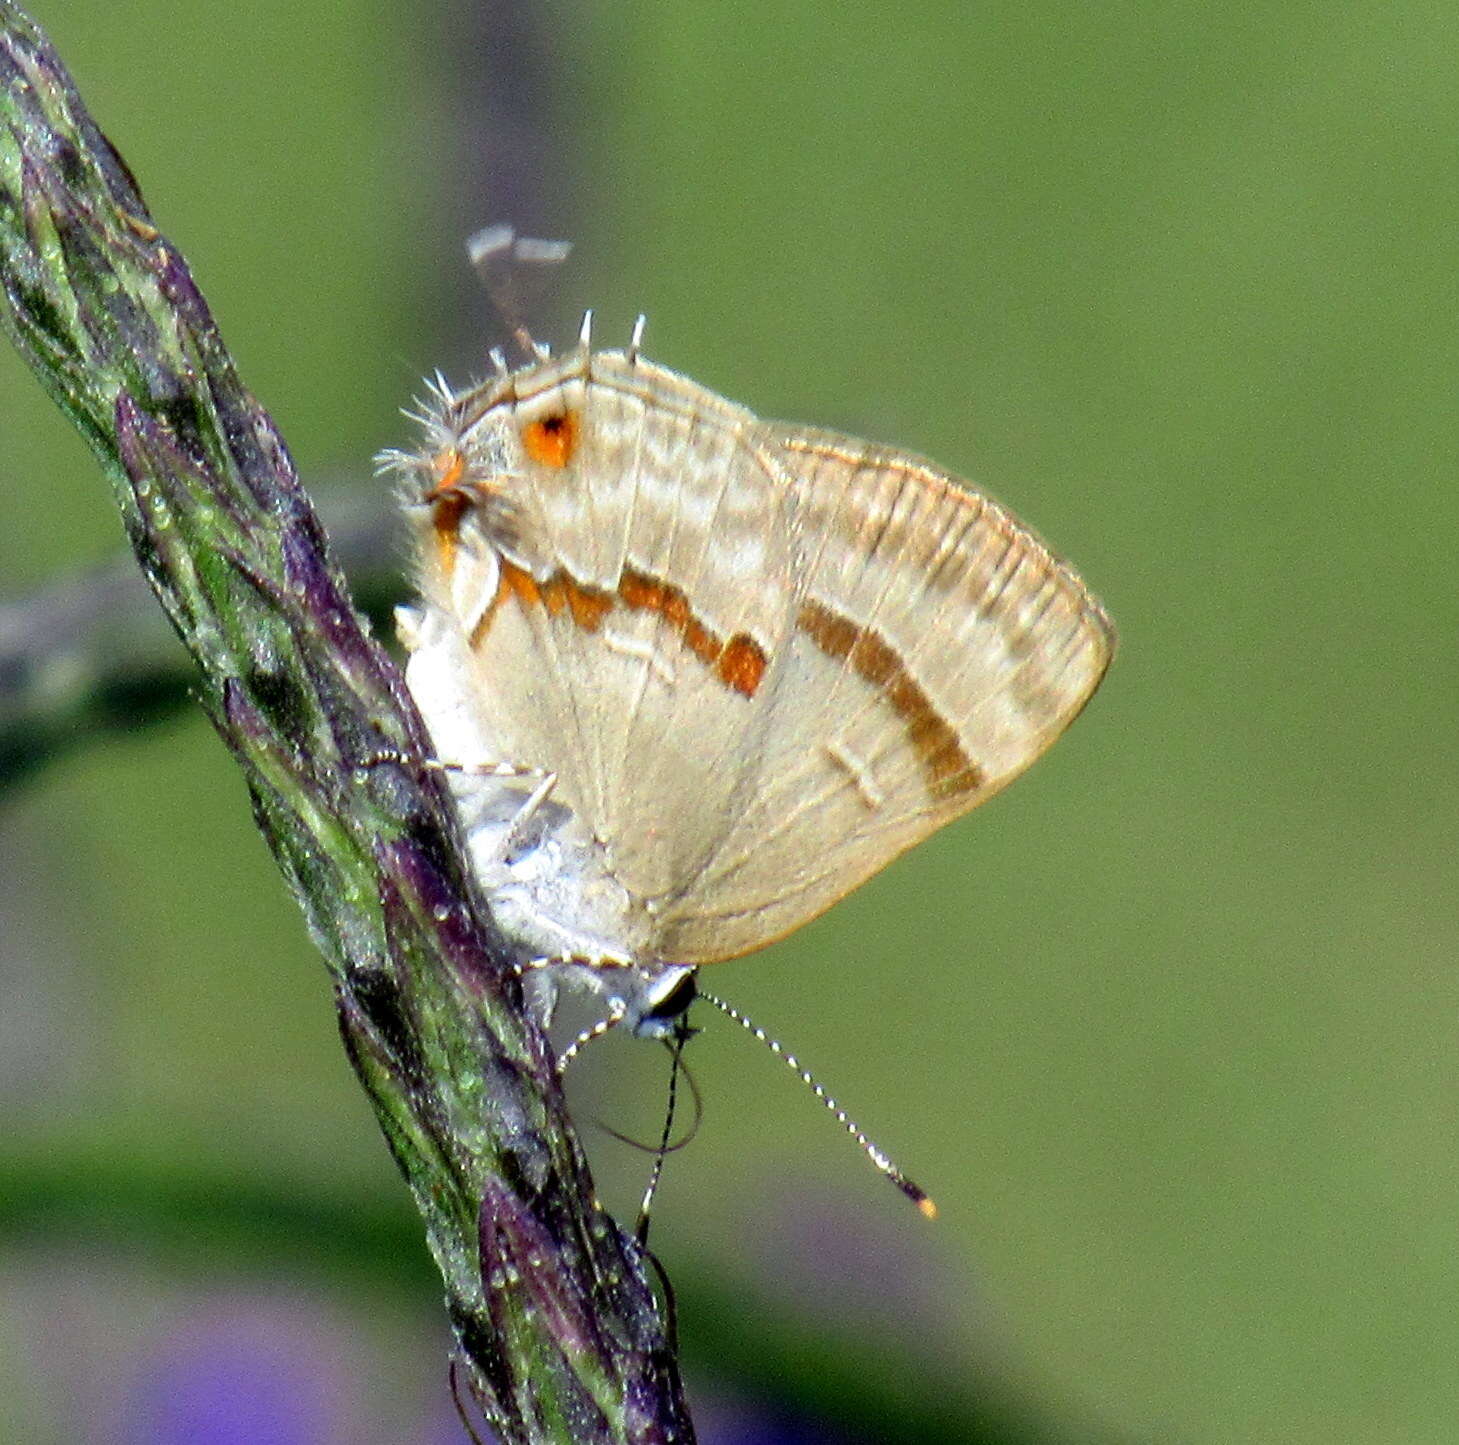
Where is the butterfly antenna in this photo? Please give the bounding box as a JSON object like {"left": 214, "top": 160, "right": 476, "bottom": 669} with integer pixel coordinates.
{"left": 593, "top": 1047, "right": 702, "bottom": 1157}
{"left": 636, "top": 1020, "right": 695, "bottom": 1245}
{"left": 695, "top": 987, "right": 937, "bottom": 1219}
{"left": 640, "top": 1240, "right": 681, "bottom": 1354}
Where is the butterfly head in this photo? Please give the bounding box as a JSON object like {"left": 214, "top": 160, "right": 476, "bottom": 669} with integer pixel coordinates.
{"left": 392, "top": 349, "right": 606, "bottom": 579}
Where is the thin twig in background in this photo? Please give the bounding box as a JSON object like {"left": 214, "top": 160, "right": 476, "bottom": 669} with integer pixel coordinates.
{"left": 0, "top": 482, "right": 401, "bottom": 785}
{"left": 0, "top": 6, "right": 693, "bottom": 1442}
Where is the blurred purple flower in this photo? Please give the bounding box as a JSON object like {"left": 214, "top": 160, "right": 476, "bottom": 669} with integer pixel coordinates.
{"left": 118, "top": 1295, "right": 360, "bottom": 1445}
{"left": 694, "top": 1386, "right": 859, "bottom": 1444}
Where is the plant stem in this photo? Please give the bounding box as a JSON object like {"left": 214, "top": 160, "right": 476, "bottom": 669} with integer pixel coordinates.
{"left": 0, "top": 6, "right": 693, "bottom": 1440}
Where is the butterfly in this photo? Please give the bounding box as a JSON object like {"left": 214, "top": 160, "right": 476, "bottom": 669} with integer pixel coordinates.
{"left": 391, "top": 314, "right": 1112, "bottom": 1032}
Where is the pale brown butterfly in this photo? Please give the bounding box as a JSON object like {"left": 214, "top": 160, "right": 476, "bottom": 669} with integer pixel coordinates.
{"left": 387, "top": 311, "right": 1113, "bottom": 1214}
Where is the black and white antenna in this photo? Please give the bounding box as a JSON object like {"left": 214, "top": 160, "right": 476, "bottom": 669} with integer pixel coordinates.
{"left": 635, "top": 1023, "right": 695, "bottom": 1244}
{"left": 695, "top": 987, "right": 937, "bottom": 1219}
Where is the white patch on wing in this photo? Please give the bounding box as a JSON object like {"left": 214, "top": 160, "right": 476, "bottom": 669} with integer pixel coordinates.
{"left": 825, "top": 738, "right": 885, "bottom": 810}
{"left": 601, "top": 627, "right": 678, "bottom": 687}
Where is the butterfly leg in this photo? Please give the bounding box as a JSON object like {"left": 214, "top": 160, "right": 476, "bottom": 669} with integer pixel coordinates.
{"left": 452, "top": 769, "right": 561, "bottom": 885}
{"left": 516, "top": 954, "right": 644, "bottom": 1071}
{"left": 352, "top": 746, "right": 548, "bottom": 786}
{"left": 424, "top": 757, "right": 548, "bottom": 783}
{"left": 556, "top": 1000, "right": 628, "bottom": 1074}
{"left": 493, "top": 770, "right": 559, "bottom": 859}
{"left": 512, "top": 953, "right": 569, "bottom": 1032}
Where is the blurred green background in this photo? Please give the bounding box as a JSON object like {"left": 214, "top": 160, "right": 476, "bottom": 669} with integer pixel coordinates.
{"left": 2, "top": 1, "right": 1456, "bottom": 1440}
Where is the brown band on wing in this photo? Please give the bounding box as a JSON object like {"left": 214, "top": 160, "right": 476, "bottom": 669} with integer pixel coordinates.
{"left": 618, "top": 567, "right": 767, "bottom": 697}
{"left": 797, "top": 598, "right": 983, "bottom": 800}
{"left": 466, "top": 560, "right": 582, "bottom": 651}
{"left": 483, "top": 561, "right": 768, "bottom": 698}
{"left": 542, "top": 573, "right": 615, "bottom": 630}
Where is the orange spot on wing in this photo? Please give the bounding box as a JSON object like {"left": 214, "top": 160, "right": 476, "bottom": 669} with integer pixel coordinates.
{"left": 718, "top": 635, "right": 767, "bottom": 696}
{"left": 522, "top": 410, "right": 579, "bottom": 468}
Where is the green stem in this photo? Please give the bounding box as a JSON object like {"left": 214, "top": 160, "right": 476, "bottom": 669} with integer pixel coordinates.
{"left": 0, "top": 6, "right": 692, "bottom": 1441}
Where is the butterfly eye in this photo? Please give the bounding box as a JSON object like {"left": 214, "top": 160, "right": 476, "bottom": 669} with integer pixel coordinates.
{"left": 423, "top": 448, "right": 472, "bottom": 537}
{"left": 642, "top": 970, "right": 698, "bottom": 1023}
{"left": 521, "top": 410, "right": 579, "bottom": 468}
{"left": 429, "top": 487, "right": 471, "bottom": 538}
